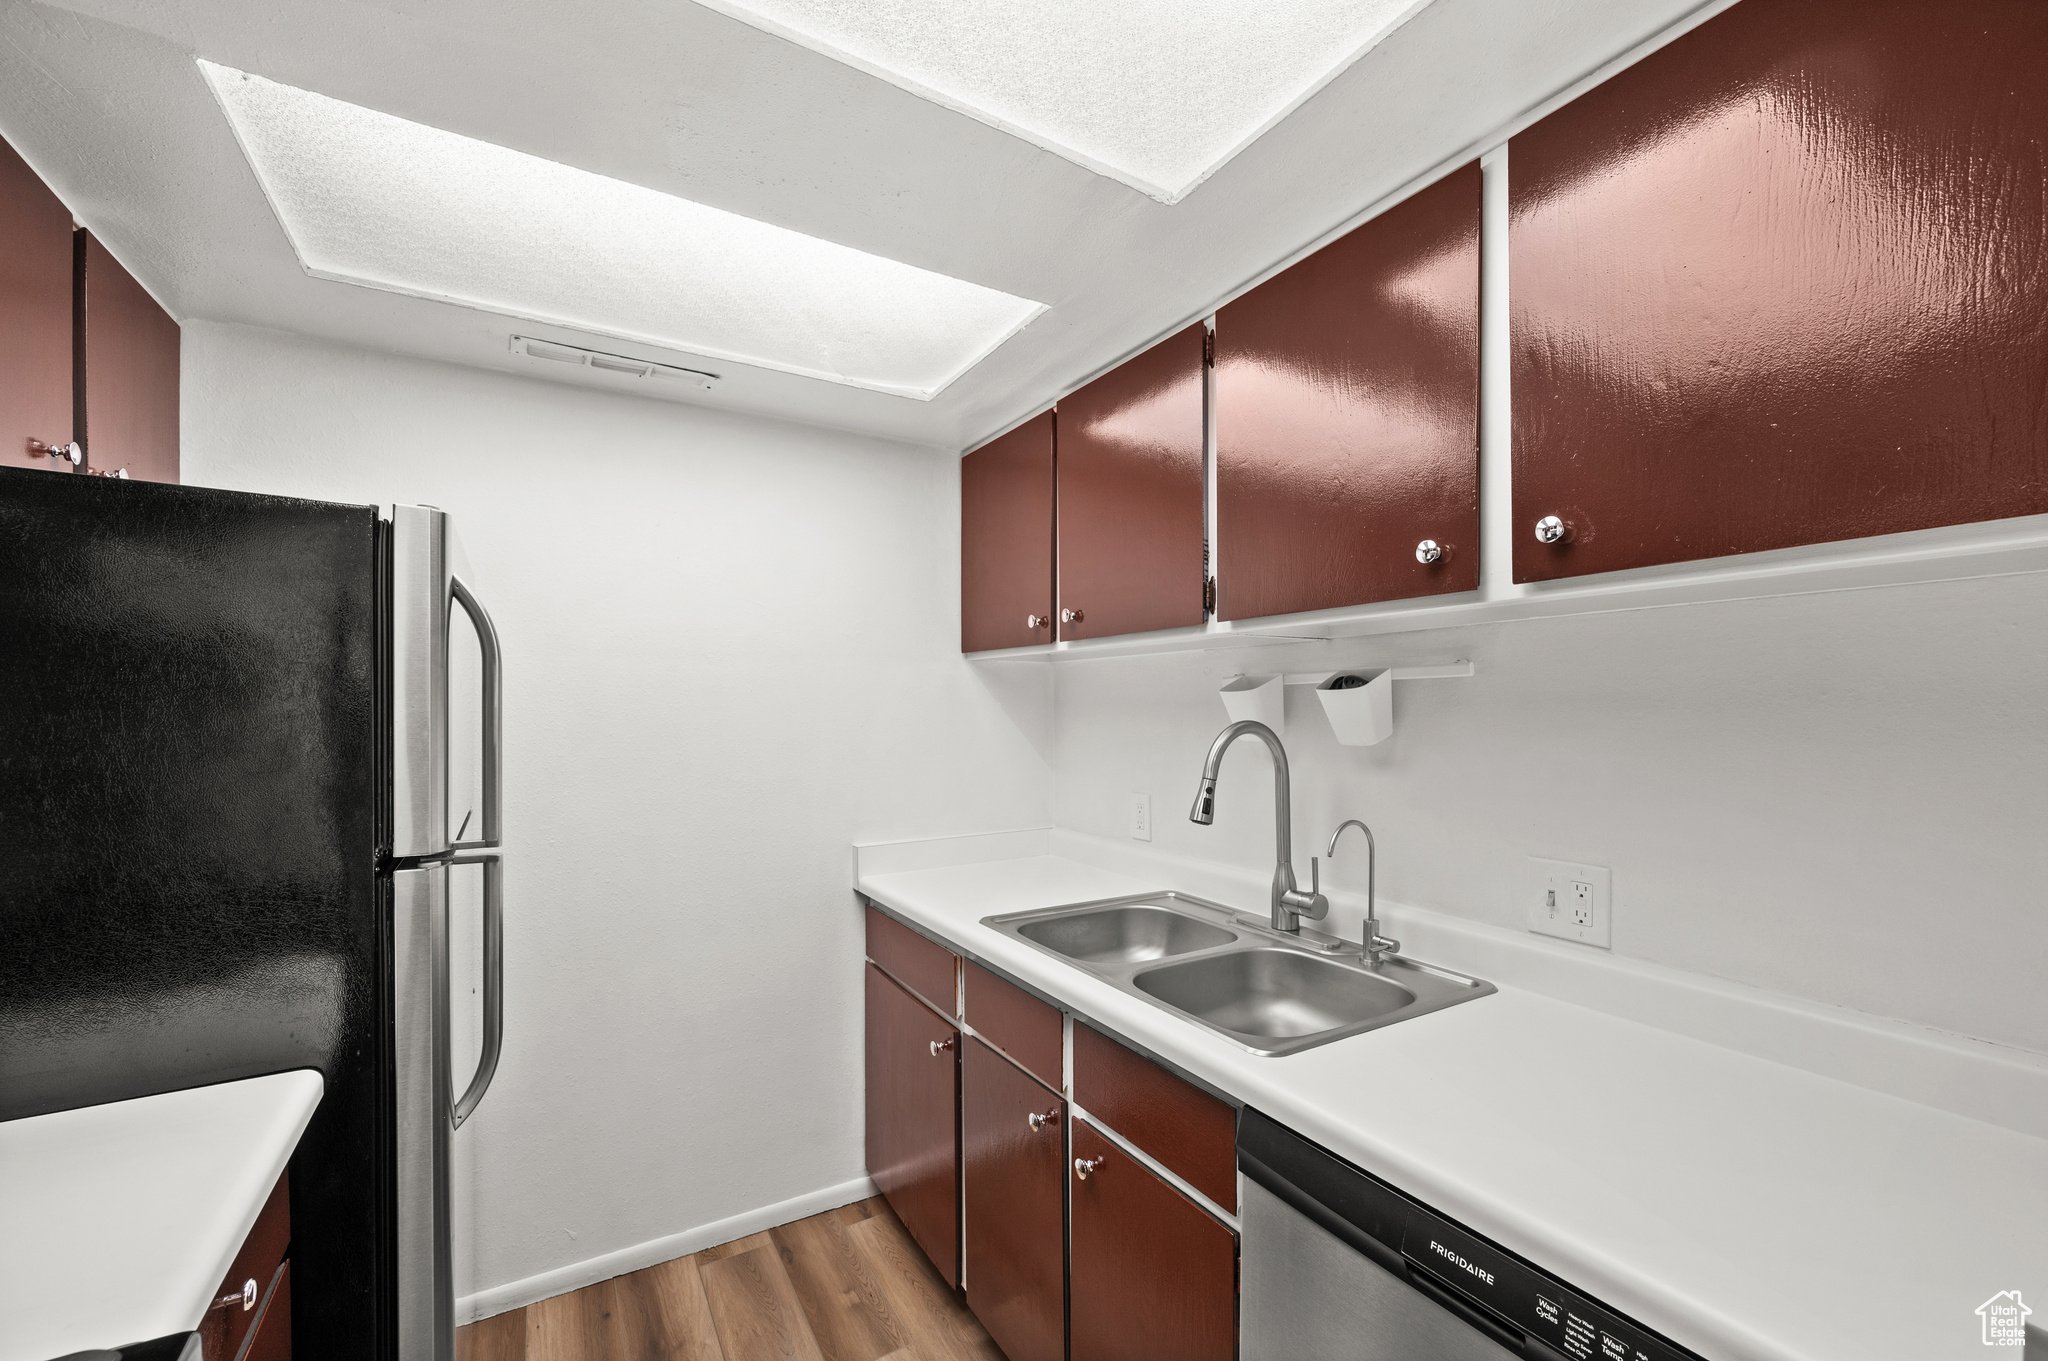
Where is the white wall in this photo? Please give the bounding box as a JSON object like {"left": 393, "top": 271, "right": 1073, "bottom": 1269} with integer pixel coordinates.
{"left": 1049, "top": 573, "right": 2048, "bottom": 1056}
{"left": 180, "top": 320, "right": 1054, "bottom": 1309}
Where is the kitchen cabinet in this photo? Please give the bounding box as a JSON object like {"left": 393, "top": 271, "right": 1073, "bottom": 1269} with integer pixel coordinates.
{"left": 863, "top": 962, "right": 960, "bottom": 1287}
{"left": 1072, "top": 1020, "right": 1236, "bottom": 1209}
{"left": 866, "top": 905, "right": 958, "bottom": 1018}
{"left": 1069, "top": 1118, "right": 1236, "bottom": 1361}
{"left": 198, "top": 1169, "right": 291, "bottom": 1361}
{"left": 961, "top": 410, "right": 1055, "bottom": 652}
{"left": 1, "top": 134, "right": 77, "bottom": 475}
{"left": 80, "top": 232, "right": 180, "bottom": 484}
{"left": 963, "top": 960, "right": 1060, "bottom": 1088}
{"left": 1216, "top": 162, "right": 1481, "bottom": 619}
{"left": 1509, "top": 0, "right": 2048, "bottom": 582}
{"left": 1055, "top": 323, "right": 1208, "bottom": 640}
{"left": 961, "top": 1038, "right": 1065, "bottom": 1361}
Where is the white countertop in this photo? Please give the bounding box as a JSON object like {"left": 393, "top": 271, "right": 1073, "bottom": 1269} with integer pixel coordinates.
{"left": 0, "top": 1070, "right": 324, "bottom": 1361}
{"left": 857, "top": 847, "right": 2048, "bottom": 1361}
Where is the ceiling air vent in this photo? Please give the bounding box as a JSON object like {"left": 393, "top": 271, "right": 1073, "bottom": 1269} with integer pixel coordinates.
{"left": 511, "top": 336, "right": 719, "bottom": 389}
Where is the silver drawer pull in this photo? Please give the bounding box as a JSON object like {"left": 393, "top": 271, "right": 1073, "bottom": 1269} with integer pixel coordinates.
{"left": 929, "top": 1037, "right": 955, "bottom": 1056}
{"left": 215, "top": 1278, "right": 258, "bottom": 1311}
{"left": 1027, "top": 1108, "right": 1060, "bottom": 1132}
{"left": 1074, "top": 1155, "right": 1104, "bottom": 1180}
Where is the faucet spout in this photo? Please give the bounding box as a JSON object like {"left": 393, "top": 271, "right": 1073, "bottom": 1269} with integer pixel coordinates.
{"left": 1188, "top": 720, "right": 1327, "bottom": 932}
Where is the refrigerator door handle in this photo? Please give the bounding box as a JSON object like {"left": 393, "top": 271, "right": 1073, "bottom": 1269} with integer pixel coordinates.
{"left": 449, "top": 851, "right": 503, "bottom": 1128}
{"left": 449, "top": 574, "right": 502, "bottom": 851}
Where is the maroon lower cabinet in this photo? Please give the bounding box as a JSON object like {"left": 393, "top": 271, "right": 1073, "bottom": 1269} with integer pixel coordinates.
{"left": 1216, "top": 161, "right": 1481, "bottom": 619}
{"left": 962, "top": 1039, "right": 1066, "bottom": 1361}
{"left": 864, "top": 962, "right": 960, "bottom": 1286}
{"left": 961, "top": 410, "right": 1054, "bottom": 652}
{"left": 197, "top": 1170, "right": 290, "bottom": 1361}
{"left": 1510, "top": 0, "right": 2048, "bottom": 582}
{"left": 1069, "top": 1119, "right": 1236, "bottom": 1361}
{"left": 1055, "top": 323, "right": 1208, "bottom": 640}
{"left": 243, "top": 1259, "right": 291, "bottom": 1361}
{"left": 1, "top": 135, "right": 76, "bottom": 474}
{"left": 81, "top": 232, "right": 179, "bottom": 483}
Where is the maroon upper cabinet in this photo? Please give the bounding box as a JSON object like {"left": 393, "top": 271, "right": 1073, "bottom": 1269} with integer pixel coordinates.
{"left": 1510, "top": 0, "right": 2048, "bottom": 583}
{"left": 1216, "top": 162, "right": 1481, "bottom": 620}
{"left": 960, "top": 410, "right": 1054, "bottom": 652}
{"left": 82, "top": 233, "right": 180, "bottom": 484}
{"left": 1056, "top": 323, "right": 1207, "bottom": 640}
{"left": 1, "top": 136, "right": 76, "bottom": 474}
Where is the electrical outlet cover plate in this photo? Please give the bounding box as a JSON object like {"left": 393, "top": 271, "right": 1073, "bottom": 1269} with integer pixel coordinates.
{"left": 1129, "top": 792, "right": 1152, "bottom": 842}
{"left": 1527, "top": 857, "right": 1611, "bottom": 948}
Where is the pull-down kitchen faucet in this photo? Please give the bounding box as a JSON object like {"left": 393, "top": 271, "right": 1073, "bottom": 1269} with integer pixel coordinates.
{"left": 1188, "top": 720, "right": 1329, "bottom": 933}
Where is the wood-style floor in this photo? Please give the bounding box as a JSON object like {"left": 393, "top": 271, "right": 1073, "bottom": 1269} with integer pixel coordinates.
{"left": 456, "top": 1197, "right": 1007, "bottom": 1361}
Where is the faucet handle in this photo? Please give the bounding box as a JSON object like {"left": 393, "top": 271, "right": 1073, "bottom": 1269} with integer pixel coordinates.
{"left": 1310, "top": 856, "right": 1319, "bottom": 896}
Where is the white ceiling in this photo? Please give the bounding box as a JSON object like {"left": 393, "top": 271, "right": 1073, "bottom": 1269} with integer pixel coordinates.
{"left": 0, "top": 0, "right": 1709, "bottom": 451}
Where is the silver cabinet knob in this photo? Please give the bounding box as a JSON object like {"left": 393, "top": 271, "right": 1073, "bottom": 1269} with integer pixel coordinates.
{"left": 1060, "top": 607, "right": 1084, "bottom": 625}
{"left": 217, "top": 1278, "right": 258, "bottom": 1311}
{"left": 1074, "top": 1155, "right": 1104, "bottom": 1180}
{"left": 929, "top": 1037, "right": 954, "bottom": 1057}
{"left": 1027, "top": 1108, "right": 1060, "bottom": 1132}
{"left": 1415, "top": 539, "right": 1443, "bottom": 564}
{"left": 29, "top": 439, "right": 82, "bottom": 466}
{"left": 1026, "top": 613, "right": 1050, "bottom": 630}
{"left": 1534, "top": 515, "right": 1568, "bottom": 544}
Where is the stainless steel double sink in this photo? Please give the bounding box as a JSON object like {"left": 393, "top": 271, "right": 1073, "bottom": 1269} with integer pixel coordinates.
{"left": 982, "top": 893, "right": 1495, "bottom": 1057}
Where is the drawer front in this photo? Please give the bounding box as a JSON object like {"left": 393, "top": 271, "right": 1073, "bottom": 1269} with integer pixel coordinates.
{"left": 963, "top": 961, "right": 1061, "bottom": 1089}
{"left": 243, "top": 1259, "right": 292, "bottom": 1361}
{"left": 198, "top": 1170, "right": 291, "bottom": 1361}
{"left": 865, "top": 904, "right": 958, "bottom": 1017}
{"left": 1072, "top": 1023, "right": 1236, "bottom": 1209}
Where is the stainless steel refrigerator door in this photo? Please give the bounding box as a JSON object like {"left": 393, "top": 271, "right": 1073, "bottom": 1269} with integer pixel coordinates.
{"left": 1241, "top": 1178, "right": 1519, "bottom": 1361}
{"left": 393, "top": 862, "right": 453, "bottom": 1361}
{"left": 391, "top": 506, "right": 450, "bottom": 861}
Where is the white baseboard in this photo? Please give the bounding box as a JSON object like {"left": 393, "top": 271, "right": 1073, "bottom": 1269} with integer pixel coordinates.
{"left": 456, "top": 1174, "right": 877, "bottom": 1325}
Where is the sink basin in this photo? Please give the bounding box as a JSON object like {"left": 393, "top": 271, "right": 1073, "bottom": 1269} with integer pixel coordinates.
{"left": 1134, "top": 949, "right": 1415, "bottom": 1040}
{"left": 981, "top": 891, "right": 1494, "bottom": 1055}
{"left": 1017, "top": 904, "right": 1237, "bottom": 965}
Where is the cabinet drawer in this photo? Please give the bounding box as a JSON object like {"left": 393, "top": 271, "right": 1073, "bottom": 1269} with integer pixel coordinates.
{"left": 865, "top": 904, "right": 958, "bottom": 1017}
{"left": 198, "top": 1169, "right": 290, "bottom": 1361}
{"left": 963, "top": 961, "right": 1061, "bottom": 1089}
{"left": 1072, "top": 1023, "right": 1236, "bottom": 1209}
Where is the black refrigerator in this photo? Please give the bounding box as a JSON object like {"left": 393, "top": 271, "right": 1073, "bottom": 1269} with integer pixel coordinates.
{"left": 0, "top": 466, "right": 504, "bottom": 1361}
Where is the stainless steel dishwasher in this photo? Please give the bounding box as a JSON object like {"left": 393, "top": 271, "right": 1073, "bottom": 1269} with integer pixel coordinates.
{"left": 1239, "top": 1108, "right": 1705, "bottom": 1361}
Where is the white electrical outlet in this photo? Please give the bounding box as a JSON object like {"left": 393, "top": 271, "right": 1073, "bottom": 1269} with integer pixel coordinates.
{"left": 1527, "top": 857, "right": 1612, "bottom": 948}
{"left": 1129, "top": 792, "right": 1152, "bottom": 842}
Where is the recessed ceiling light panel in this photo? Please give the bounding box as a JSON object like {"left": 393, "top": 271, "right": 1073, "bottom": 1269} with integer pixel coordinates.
{"left": 199, "top": 61, "right": 1046, "bottom": 399}
{"left": 691, "top": 0, "right": 1436, "bottom": 203}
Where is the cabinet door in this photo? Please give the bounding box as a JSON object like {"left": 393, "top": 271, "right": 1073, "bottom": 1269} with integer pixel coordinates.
{"left": 1217, "top": 162, "right": 1480, "bottom": 619}
{"left": 1055, "top": 323, "right": 1207, "bottom": 640}
{"left": 864, "top": 963, "right": 960, "bottom": 1286}
{"left": 962, "top": 1039, "right": 1065, "bottom": 1361}
{"left": 1510, "top": 0, "right": 2048, "bottom": 582}
{"left": 961, "top": 411, "right": 1054, "bottom": 652}
{"left": 1069, "top": 1119, "right": 1235, "bottom": 1361}
{"left": 0, "top": 135, "right": 75, "bottom": 473}
{"left": 81, "top": 233, "right": 180, "bottom": 483}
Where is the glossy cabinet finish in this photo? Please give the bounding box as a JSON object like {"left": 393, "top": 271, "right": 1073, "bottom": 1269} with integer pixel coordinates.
{"left": 1, "top": 135, "right": 76, "bottom": 474}
{"left": 1217, "top": 162, "right": 1481, "bottom": 618}
{"left": 963, "top": 960, "right": 1061, "bottom": 1088}
{"left": 864, "top": 963, "right": 960, "bottom": 1287}
{"left": 1510, "top": 0, "right": 2048, "bottom": 582}
{"left": 961, "top": 411, "right": 1054, "bottom": 652}
{"left": 198, "top": 1171, "right": 291, "bottom": 1361}
{"left": 1072, "top": 1022, "right": 1236, "bottom": 1209}
{"left": 81, "top": 233, "right": 180, "bottom": 483}
{"left": 245, "top": 1259, "right": 292, "bottom": 1361}
{"left": 1055, "top": 323, "right": 1208, "bottom": 639}
{"left": 961, "top": 1039, "right": 1066, "bottom": 1361}
{"left": 1069, "top": 1118, "right": 1236, "bottom": 1361}
{"left": 865, "top": 904, "right": 958, "bottom": 1017}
